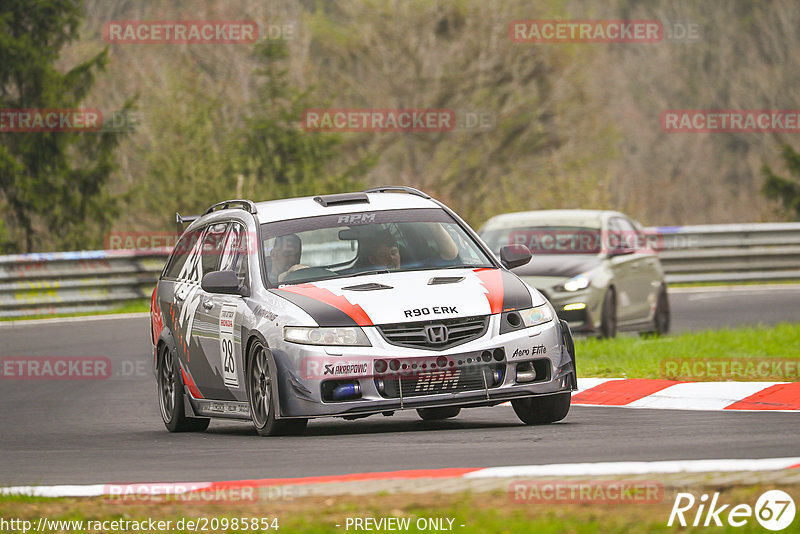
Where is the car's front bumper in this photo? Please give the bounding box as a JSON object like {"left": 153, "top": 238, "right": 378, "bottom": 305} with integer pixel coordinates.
{"left": 271, "top": 316, "right": 576, "bottom": 419}
{"left": 530, "top": 284, "right": 603, "bottom": 334}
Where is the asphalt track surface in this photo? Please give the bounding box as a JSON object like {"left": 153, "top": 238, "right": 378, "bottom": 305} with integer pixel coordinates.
{"left": 668, "top": 285, "right": 800, "bottom": 333}
{"left": 0, "top": 286, "right": 798, "bottom": 486}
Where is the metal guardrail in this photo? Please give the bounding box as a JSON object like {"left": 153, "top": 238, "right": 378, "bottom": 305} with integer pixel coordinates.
{"left": 0, "top": 223, "right": 798, "bottom": 317}
{"left": 647, "top": 223, "right": 800, "bottom": 284}
{"left": 0, "top": 249, "right": 168, "bottom": 318}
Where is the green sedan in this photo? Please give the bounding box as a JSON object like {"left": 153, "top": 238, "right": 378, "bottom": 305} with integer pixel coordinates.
{"left": 480, "top": 209, "right": 669, "bottom": 337}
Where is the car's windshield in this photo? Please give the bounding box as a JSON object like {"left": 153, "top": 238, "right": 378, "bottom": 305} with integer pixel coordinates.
{"left": 261, "top": 208, "right": 494, "bottom": 285}
{"left": 481, "top": 226, "right": 603, "bottom": 255}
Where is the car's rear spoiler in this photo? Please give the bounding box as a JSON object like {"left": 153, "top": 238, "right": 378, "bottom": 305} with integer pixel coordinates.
{"left": 176, "top": 212, "right": 200, "bottom": 234}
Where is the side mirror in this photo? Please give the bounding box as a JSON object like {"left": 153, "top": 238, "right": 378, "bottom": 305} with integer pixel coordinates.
{"left": 201, "top": 270, "right": 249, "bottom": 297}
{"left": 499, "top": 244, "right": 532, "bottom": 269}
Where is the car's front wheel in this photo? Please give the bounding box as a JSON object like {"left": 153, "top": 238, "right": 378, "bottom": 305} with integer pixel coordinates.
{"left": 599, "top": 287, "right": 617, "bottom": 338}
{"left": 511, "top": 392, "right": 571, "bottom": 425}
{"left": 247, "top": 340, "right": 307, "bottom": 437}
{"left": 157, "top": 345, "right": 210, "bottom": 432}
{"left": 653, "top": 285, "right": 670, "bottom": 335}
{"left": 417, "top": 406, "right": 461, "bottom": 420}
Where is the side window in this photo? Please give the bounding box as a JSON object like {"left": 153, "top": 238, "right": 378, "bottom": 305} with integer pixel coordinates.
{"left": 200, "top": 223, "right": 229, "bottom": 277}
{"left": 219, "top": 222, "right": 249, "bottom": 285}
{"left": 164, "top": 228, "right": 204, "bottom": 279}
{"left": 610, "top": 217, "right": 636, "bottom": 252}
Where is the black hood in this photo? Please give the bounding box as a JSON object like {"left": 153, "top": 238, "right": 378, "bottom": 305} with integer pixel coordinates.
{"left": 511, "top": 254, "right": 603, "bottom": 278}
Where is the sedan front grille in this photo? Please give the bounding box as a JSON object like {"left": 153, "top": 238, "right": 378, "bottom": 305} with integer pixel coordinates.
{"left": 377, "top": 315, "right": 489, "bottom": 350}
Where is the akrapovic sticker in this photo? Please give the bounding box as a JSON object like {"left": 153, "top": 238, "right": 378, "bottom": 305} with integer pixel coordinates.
{"left": 300, "top": 357, "right": 372, "bottom": 380}
{"left": 324, "top": 363, "right": 369, "bottom": 376}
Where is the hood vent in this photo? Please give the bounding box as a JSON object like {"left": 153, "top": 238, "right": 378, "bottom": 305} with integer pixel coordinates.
{"left": 428, "top": 276, "right": 465, "bottom": 285}
{"left": 342, "top": 282, "right": 393, "bottom": 291}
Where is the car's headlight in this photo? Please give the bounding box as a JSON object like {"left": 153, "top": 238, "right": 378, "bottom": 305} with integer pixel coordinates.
{"left": 518, "top": 304, "right": 555, "bottom": 327}
{"left": 560, "top": 273, "right": 592, "bottom": 292}
{"left": 283, "top": 326, "right": 371, "bottom": 346}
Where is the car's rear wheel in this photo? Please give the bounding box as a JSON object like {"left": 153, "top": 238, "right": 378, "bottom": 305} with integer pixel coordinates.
{"left": 511, "top": 392, "right": 571, "bottom": 425}
{"left": 157, "top": 345, "right": 210, "bottom": 432}
{"left": 247, "top": 340, "right": 307, "bottom": 437}
{"left": 599, "top": 287, "right": 617, "bottom": 338}
{"left": 417, "top": 406, "right": 461, "bottom": 420}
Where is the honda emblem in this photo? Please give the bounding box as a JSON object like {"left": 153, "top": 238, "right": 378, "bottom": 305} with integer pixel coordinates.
{"left": 424, "top": 324, "right": 449, "bottom": 344}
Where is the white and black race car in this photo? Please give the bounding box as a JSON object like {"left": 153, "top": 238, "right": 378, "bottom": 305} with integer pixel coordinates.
{"left": 150, "top": 186, "right": 577, "bottom": 436}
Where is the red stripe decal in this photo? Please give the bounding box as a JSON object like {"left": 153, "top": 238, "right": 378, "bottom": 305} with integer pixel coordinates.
{"left": 150, "top": 287, "right": 163, "bottom": 346}
{"left": 473, "top": 268, "right": 504, "bottom": 314}
{"left": 278, "top": 284, "right": 373, "bottom": 326}
{"left": 724, "top": 383, "right": 800, "bottom": 411}
{"left": 572, "top": 379, "right": 680, "bottom": 406}
{"left": 790, "top": 463, "right": 800, "bottom": 469}
{"left": 203, "top": 467, "right": 482, "bottom": 490}
{"left": 180, "top": 364, "right": 203, "bottom": 399}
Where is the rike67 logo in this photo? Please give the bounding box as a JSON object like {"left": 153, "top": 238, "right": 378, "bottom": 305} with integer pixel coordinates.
{"left": 668, "top": 490, "right": 796, "bottom": 530}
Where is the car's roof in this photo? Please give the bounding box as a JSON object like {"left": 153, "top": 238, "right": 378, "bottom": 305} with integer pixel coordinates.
{"left": 253, "top": 192, "right": 440, "bottom": 223}
{"left": 185, "top": 191, "right": 443, "bottom": 232}
{"left": 480, "top": 209, "right": 629, "bottom": 231}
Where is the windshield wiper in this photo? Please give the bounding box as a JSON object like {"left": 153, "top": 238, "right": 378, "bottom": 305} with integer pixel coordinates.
{"left": 435, "top": 264, "right": 494, "bottom": 270}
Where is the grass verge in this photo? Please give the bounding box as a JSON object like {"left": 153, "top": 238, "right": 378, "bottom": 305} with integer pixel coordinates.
{"left": 1, "top": 484, "right": 797, "bottom": 533}
{"left": 0, "top": 299, "right": 150, "bottom": 322}
{"left": 669, "top": 280, "right": 800, "bottom": 288}
{"left": 575, "top": 323, "right": 800, "bottom": 381}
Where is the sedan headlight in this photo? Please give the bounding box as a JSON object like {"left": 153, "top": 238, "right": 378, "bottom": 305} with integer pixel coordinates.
{"left": 518, "top": 304, "right": 555, "bottom": 327}
{"left": 283, "top": 326, "right": 371, "bottom": 346}
{"left": 560, "top": 273, "right": 592, "bottom": 292}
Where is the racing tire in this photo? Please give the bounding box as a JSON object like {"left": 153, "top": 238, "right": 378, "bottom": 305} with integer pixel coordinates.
{"left": 511, "top": 392, "right": 571, "bottom": 425}
{"left": 247, "top": 340, "right": 308, "bottom": 437}
{"left": 157, "top": 345, "right": 210, "bottom": 433}
{"left": 417, "top": 406, "right": 461, "bottom": 420}
{"left": 599, "top": 287, "right": 617, "bottom": 339}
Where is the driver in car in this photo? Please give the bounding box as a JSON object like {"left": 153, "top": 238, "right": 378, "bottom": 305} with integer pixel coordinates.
{"left": 364, "top": 224, "right": 459, "bottom": 269}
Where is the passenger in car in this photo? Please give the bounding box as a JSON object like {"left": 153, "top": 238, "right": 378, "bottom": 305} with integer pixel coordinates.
{"left": 268, "top": 234, "right": 303, "bottom": 282}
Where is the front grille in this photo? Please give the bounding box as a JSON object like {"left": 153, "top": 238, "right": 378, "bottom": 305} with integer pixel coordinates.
{"left": 377, "top": 315, "right": 489, "bottom": 350}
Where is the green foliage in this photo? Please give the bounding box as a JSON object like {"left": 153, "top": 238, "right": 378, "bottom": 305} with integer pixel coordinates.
{"left": 133, "top": 68, "right": 237, "bottom": 229}
{"left": 0, "top": 0, "right": 130, "bottom": 253}
{"left": 133, "top": 40, "right": 372, "bottom": 230}
{"left": 236, "top": 41, "right": 372, "bottom": 202}
{"left": 762, "top": 144, "right": 800, "bottom": 219}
